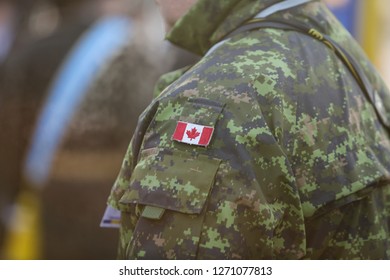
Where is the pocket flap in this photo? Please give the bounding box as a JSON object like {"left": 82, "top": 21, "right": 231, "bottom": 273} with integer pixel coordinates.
{"left": 179, "top": 98, "right": 224, "bottom": 126}
{"left": 119, "top": 150, "right": 221, "bottom": 214}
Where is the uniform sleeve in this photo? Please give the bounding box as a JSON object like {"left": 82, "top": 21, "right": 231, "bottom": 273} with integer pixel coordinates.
{"left": 107, "top": 98, "right": 161, "bottom": 210}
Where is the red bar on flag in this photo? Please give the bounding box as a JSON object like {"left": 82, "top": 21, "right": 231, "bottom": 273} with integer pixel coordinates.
{"left": 172, "top": 121, "right": 214, "bottom": 147}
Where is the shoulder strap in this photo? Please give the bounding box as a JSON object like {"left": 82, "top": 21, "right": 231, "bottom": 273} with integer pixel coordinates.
{"left": 225, "top": 18, "right": 390, "bottom": 131}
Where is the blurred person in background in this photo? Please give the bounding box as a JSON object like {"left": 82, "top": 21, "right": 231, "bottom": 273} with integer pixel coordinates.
{"left": 32, "top": 0, "right": 156, "bottom": 259}
{"left": 0, "top": 0, "right": 97, "bottom": 258}
{"left": 0, "top": 0, "right": 134, "bottom": 259}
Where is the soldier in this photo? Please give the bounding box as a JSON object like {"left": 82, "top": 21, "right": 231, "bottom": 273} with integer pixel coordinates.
{"left": 107, "top": 0, "right": 390, "bottom": 259}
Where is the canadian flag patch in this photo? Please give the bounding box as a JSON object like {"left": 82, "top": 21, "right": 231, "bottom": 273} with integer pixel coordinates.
{"left": 172, "top": 121, "right": 214, "bottom": 147}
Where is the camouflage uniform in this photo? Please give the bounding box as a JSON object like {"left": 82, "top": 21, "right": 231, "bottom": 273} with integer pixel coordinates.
{"left": 108, "top": 0, "right": 390, "bottom": 259}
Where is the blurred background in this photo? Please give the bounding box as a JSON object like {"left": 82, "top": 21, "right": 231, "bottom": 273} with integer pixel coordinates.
{"left": 0, "top": 0, "right": 389, "bottom": 260}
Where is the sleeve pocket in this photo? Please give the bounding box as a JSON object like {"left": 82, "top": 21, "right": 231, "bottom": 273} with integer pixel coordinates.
{"left": 117, "top": 149, "right": 221, "bottom": 259}
{"left": 118, "top": 149, "right": 221, "bottom": 216}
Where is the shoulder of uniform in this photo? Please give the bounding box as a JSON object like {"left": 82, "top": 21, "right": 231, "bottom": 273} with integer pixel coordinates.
{"left": 153, "top": 65, "right": 194, "bottom": 98}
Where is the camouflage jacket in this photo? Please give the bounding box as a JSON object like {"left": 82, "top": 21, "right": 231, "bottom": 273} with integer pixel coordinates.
{"left": 108, "top": 0, "right": 390, "bottom": 259}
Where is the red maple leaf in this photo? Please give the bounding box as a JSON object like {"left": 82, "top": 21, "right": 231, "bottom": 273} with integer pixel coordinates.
{"left": 186, "top": 127, "right": 200, "bottom": 140}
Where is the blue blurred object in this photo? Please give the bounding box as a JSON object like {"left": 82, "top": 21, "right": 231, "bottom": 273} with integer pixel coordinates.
{"left": 328, "top": 0, "right": 359, "bottom": 37}
{"left": 24, "top": 16, "right": 133, "bottom": 187}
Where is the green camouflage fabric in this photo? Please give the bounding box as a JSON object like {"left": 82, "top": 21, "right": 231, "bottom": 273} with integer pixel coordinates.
{"left": 108, "top": 0, "right": 390, "bottom": 259}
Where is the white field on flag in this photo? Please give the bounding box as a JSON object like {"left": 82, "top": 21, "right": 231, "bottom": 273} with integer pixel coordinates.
{"left": 0, "top": 260, "right": 388, "bottom": 280}
{"left": 172, "top": 121, "right": 214, "bottom": 146}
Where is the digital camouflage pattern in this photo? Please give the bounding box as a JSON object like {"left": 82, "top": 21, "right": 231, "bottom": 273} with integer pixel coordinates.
{"left": 108, "top": 0, "right": 390, "bottom": 259}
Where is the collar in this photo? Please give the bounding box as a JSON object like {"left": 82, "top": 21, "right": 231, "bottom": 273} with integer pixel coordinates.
{"left": 205, "top": 0, "right": 314, "bottom": 56}
{"left": 166, "top": 0, "right": 283, "bottom": 55}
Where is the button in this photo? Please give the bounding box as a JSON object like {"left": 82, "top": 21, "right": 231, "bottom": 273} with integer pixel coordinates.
{"left": 141, "top": 206, "right": 165, "bottom": 220}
